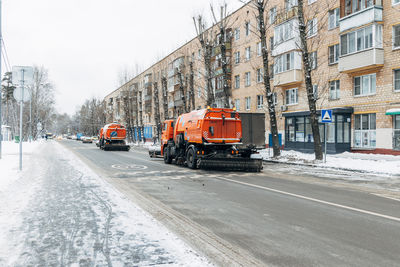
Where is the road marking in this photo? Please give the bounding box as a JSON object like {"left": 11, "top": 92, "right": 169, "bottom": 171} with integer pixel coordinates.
{"left": 216, "top": 177, "right": 400, "bottom": 223}
{"left": 111, "top": 164, "right": 148, "bottom": 170}
{"left": 371, "top": 193, "right": 400, "bottom": 202}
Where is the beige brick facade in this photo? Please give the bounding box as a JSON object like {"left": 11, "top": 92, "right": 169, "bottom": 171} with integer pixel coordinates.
{"left": 104, "top": 0, "right": 400, "bottom": 152}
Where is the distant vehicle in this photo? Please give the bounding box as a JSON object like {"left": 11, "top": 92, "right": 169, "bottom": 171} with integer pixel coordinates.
{"left": 82, "top": 136, "right": 92, "bottom": 143}
{"left": 46, "top": 133, "right": 53, "bottom": 139}
{"left": 149, "top": 143, "right": 161, "bottom": 158}
{"left": 91, "top": 136, "right": 98, "bottom": 141}
{"left": 98, "top": 123, "right": 130, "bottom": 151}
{"left": 160, "top": 107, "right": 262, "bottom": 172}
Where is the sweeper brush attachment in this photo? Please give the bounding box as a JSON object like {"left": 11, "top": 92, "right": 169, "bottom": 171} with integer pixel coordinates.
{"left": 198, "top": 158, "right": 263, "bottom": 172}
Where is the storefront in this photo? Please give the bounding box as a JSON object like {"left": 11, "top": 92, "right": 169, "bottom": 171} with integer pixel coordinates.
{"left": 385, "top": 109, "right": 400, "bottom": 150}
{"left": 283, "top": 108, "right": 353, "bottom": 153}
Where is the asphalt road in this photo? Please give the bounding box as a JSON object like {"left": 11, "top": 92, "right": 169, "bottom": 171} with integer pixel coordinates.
{"left": 61, "top": 140, "right": 400, "bottom": 267}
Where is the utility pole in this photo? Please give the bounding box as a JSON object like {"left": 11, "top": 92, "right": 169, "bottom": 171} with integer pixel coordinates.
{"left": 0, "top": 0, "right": 3, "bottom": 159}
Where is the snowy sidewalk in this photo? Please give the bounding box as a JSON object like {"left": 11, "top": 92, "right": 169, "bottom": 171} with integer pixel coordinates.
{"left": 260, "top": 149, "right": 400, "bottom": 176}
{"left": 0, "top": 141, "right": 211, "bottom": 266}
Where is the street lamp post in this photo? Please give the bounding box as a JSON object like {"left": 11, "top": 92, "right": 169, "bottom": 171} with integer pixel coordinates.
{"left": 0, "top": 0, "right": 3, "bottom": 159}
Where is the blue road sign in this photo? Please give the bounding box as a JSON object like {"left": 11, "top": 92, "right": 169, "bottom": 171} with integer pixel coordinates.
{"left": 111, "top": 131, "right": 118, "bottom": 137}
{"left": 321, "top": 109, "right": 333, "bottom": 123}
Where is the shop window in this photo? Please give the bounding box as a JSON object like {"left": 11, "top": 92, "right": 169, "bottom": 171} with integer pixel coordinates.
{"left": 354, "top": 113, "right": 376, "bottom": 148}
{"left": 394, "top": 115, "right": 400, "bottom": 149}
{"left": 296, "top": 117, "right": 305, "bottom": 142}
{"left": 286, "top": 118, "right": 295, "bottom": 142}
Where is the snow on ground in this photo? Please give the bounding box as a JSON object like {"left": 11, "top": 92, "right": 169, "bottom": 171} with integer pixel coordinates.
{"left": 0, "top": 140, "right": 212, "bottom": 266}
{"left": 260, "top": 149, "right": 400, "bottom": 176}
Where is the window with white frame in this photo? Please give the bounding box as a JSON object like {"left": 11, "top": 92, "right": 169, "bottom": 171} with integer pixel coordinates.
{"left": 309, "top": 51, "right": 317, "bottom": 70}
{"left": 307, "top": 18, "right": 318, "bottom": 37}
{"left": 272, "top": 92, "right": 278, "bottom": 105}
{"left": 234, "top": 28, "right": 240, "bottom": 41}
{"left": 257, "top": 68, "right": 263, "bottom": 83}
{"left": 198, "top": 49, "right": 201, "bottom": 59}
{"left": 274, "top": 52, "right": 294, "bottom": 74}
{"left": 234, "top": 75, "right": 240, "bottom": 89}
{"left": 312, "top": 84, "right": 318, "bottom": 99}
{"left": 285, "top": 88, "right": 298, "bottom": 105}
{"left": 328, "top": 44, "right": 339, "bottom": 64}
{"left": 234, "top": 51, "right": 240, "bottom": 64}
{"left": 245, "top": 47, "right": 251, "bottom": 61}
{"left": 354, "top": 113, "right": 376, "bottom": 148}
{"left": 270, "top": 37, "right": 274, "bottom": 51}
{"left": 341, "top": 25, "right": 382, "bottom": 56}
{"left": 354, "top": 73, "right": 376, "bottom": 96}
{"left": 394, "top": 69, "right": 400, "bottom": 91}
{"left": 328, "top": 8, "right": 339, "bottom": 30}
{"left": 235, "top": 99, "right": 240, "bottom": 111}
{"left": 269, "top": 7, "right": 277, "bottom": 24}
{"left": 245, "top": 72, "right": 251, "bottom": 86}
{"left": 257, "top": 95, "right": 264, "bottom": 109}
{"left": 394, "top": 0, "right": 400, "bottom": 4}
{"left": 257, "top": 42, "right": 262, "bottom": 56}
{"left": 198, "top": 87, "right": 201, "bottom": 97}
{"left": 274, "top": 20, "right": 294, "bottom": 45}
{"left": 245, "top": 97, "right": 251, "bottom": 110}
{"left": 308, "top": 0, "right": 317, "bottom": 4}
{"left": 394, "top": 25, "right": 400, "bottom": 49}
{"left": 270, "top": 64, "right": 274, "bottom": 78}
{"left": 245, "top": 22, "right": 250, "bottom": 36}
{"left": 285, "top": 0, "right": 298, "bottom": 11}
{"left": 329, "top": 80, "right": 340, "bottom": 100}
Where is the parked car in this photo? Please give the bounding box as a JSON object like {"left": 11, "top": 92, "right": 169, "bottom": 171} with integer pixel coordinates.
{"left": 82, "top": 136, "right": 92, "bottom": 143}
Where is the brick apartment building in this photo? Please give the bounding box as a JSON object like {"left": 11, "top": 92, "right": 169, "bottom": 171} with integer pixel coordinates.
{"left": 104, "top": 0, "right": 400, "bottom": 154}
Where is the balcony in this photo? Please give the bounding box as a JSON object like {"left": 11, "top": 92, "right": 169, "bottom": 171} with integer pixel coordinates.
{"left": 145, "top": 105, "right": 152, "bottom": 113}
{"left": 274, "top": 6, "right": 298, "bottom": 25}
{"left": 174, "top": 99, "right": 183, "bottom": 107}
{"left": 212, "top": 42, "right": 231, "bottom": 56}
{"left": 273, "top": 69, "right": 303, "bottom": 87}
{"left": 338, "top": 48, "right": 383, "bottom": 73}
{"left": 214, "top": 68, "right": 231, "bottom": 77}
{"left": 340, "top": 4, "right": 382, "bottom": 33}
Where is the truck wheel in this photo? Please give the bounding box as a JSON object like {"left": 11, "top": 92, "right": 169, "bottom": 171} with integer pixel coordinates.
{"left": 164, "top": 147, "right": 172, "bottom": 164}
{"left": 186, "top": 147, "right": 197, "bottom": 169}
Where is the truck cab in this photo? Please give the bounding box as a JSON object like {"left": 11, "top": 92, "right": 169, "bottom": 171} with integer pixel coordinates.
{"left": 161, "top": 120, "right": 174, "bottom": 155}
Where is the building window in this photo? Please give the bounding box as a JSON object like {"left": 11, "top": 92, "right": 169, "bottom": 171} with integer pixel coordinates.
{"left": 198, "top": 87, "right": 201, "bottom": 97}
{"left": 245, "top": 22, "right": 250, "bottom": 36}
{"left": 307, "top": 18, "right": 318, "bottom": 37}
{"left": 234, "top": 28, "right": 240, "bottom": 40}
{"left": 285, "top": 0, "right": 298, "bottom": 11}
{"left": 245, "top": 72, "right": 251, "bottom": 87}
{"left": 234, "top": 51, "right": 240, "bottom": 64}
{"left": 217, "top": 76, "right": 223, "bottom": 90}
{"left": 394, "top": 115, "right": 400, "bottom": 149}
{"left": 344, "top": 0, "right": 378, "bottom": 17}
{"left": 245, "top": 47, "right": 251, "bottom": 61}
{"left": 394, "top": 25, "right": 400, "bottom": 49}
{"left": 328, "top": 8, "right": 340, "bottom": 30}
{"left": 235, "top": 99, "right": 240, "bottom": 111}
{"left": 354, "top": 73, "right": 376, "bottom": 96}
{"left": 257, "top": 95, "right": 264, "bottom": 109}
{"left": 328, "top": 44, "right": 339, "bottom": 64}
{"left": 272, "top": 92, "right": 278, "bottom": 105}
{"left": 234, "top": 75, "right": 240, "bottom": 89}
{"left": 308, "top": 0, "right": 317, "bottom": 4}
{"left": 270, "top": 64, "right": 274, "bottom": 79}
{"left": 274, "top": 52, "right": 294, "bottom": 74}
{"left": 309, "top": 51, "right": 317, "bottom": 70}
{"left": 285, "top": 88, "right": 298, "bottom": 105}
{"left": 274, "top": 20, "right": 294, "bottom": 45}
{"left": 269, "top": 7, "right": 277, "bottom": 24}
{"left": 245, "top": 97, "right": 251, "bottom": 110}
{"left": 313, "top": 84, "right": 318, "bottom": 99}
{"left": 394, "top": 69, "right": 400, "bottom": 91}
{"left": 198, "top": 49, "right": 201, "bottom": 59}
{"left": 340, "top": 25, "right": 382, "bottom": 56}
{"left": 354, "top": 113, "right": 376, "bottom": 148}
{"left": 329, "top": 80, "right": 340, "bottom": 100}
{"left": 270, "top": 37, "right": 274, "bottom": 51}
{"left": 394, "top": 0, "right": 400, "bottom": 5}
{"left": 257, "top": 42, "right": 262, "bottom": 56}
{"left": 256, "top": 68, "right": 263, "bottom": 83}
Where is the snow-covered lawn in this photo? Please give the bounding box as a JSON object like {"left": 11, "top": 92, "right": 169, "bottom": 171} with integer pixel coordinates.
{"left": 0, "top": 141, "right": 212, "bottom": 266}
{"left": 260, "top": 149, "right": 400, "bottom": 175}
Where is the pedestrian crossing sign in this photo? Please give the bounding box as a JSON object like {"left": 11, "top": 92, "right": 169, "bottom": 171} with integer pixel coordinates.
{"left": 321, "top": 109, "right": 333, "bottom": 123}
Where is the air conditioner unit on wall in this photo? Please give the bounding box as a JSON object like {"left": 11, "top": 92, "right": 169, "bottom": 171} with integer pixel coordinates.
{"left": 280, "top": 105, "right": 287, "bottom": 111}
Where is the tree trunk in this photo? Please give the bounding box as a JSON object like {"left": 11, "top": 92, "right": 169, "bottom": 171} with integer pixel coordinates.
{"left": 204, "top": 45, "right": 215, "bottom": 107}
{"left": 161, "top": 77, "right": 169, "bottom": 120}
{"left": 177, "top": 68, "right": 188, "bottom": 113}
{"left": 297, "top": 0, "right": 323, "bottom": 160}
{"left": 256, "top": 1, "right": 281, "bottom": 157}
{"left": 153, "top": 81, "right": 162, "bottom": 141}
{"left": 189, "top": 62, "right": 195, "bottom": 110}
{"left": 219, "top": 28, "right": 231, "bottom": 108}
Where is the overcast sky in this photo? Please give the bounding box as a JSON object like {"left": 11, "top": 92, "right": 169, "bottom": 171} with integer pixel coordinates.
{"left": 3, "top": 0, "right": 245, "bottom": 115}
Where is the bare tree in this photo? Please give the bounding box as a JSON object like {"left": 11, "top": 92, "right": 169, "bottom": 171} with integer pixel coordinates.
{"left": 189, "top": 61, "right": 195, "bottom": 110}
{"left": 152, "top": 81, "right": 162, "bottom": 141}
{"left": 177, "top": 67, "right": 188, "bottom": 113}
{"left": 161, "top": 76, "right": 169, "bottom": 120}
{"left": 193, "top": 15, "right": 215, "bottom": 106}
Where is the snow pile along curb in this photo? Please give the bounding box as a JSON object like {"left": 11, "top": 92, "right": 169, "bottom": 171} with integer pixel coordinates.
{"left": 260, "top": 149, "right": 400, "bottom": 175}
